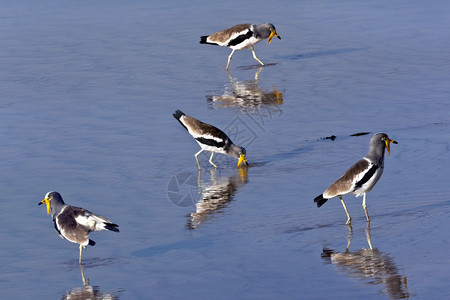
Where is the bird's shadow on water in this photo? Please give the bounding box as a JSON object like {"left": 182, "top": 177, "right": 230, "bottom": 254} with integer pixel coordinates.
{"left": 235, "top": 63, "right": 278, "bottom": 70}
{"left": 283, "top": 192, "right": 450, "bottom": 238}
{"left": 132, "top": 235, "right": 219, "bottom": 258}
{"left": 60, "top": 257, "right": 120, "bottom": 269}
{"left": 221, "top": 47, "right": 368, "bottom": 71}
{"left": 284, "top": 222, "right": 338, "bottom": 233}
{"left": 375, "top": 196, "right": 450, "bottom": 221}
{"left": 284, "top": 47, "right": 368, "bottom": 60}
{"left": 249, "top": 132, "right": 371, "bottom": 168}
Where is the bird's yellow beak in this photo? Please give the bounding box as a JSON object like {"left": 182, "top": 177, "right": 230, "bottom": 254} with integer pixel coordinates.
{"left": 267, "top": 30, "right": 281, "bottom": 44}
{"left": 237, "top": 153, "right": 248, "bottom": 167}
{"left": 385, "top": 138, "right": 398, "bottom": 156}
{"left": 38, "top": 197, "right": 51, "bottom": 214}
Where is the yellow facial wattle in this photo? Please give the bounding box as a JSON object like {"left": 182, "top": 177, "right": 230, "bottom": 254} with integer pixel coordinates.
{"left": 385, "top": 140, "right": 391, "bottom": 156}
{"left": 40, "top": 198, "right": 51, "bottom": 214}
{"left": 267, "top": 30, "right": 276, "bottom": 44}
{"left": 237, "top": 154, "right": 248, "bottom": 167}
{"left": 385, "top": 138, "right": 398, "bottom": 156}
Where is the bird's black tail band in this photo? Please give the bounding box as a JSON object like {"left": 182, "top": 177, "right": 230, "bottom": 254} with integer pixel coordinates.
{"left": 172, "top": 109, "right": 185, "bottom": 121}
{"left": 200, "top": 36, "right": 218, "bottom": 45}
{"left": 314, "top": 194, "right": 328, "bottom": 208}
{"left": 173, "top": 109, "right": 189, "bottom": 131}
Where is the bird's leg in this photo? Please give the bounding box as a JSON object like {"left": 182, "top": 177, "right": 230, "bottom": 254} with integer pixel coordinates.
{"left": 194, "top": 149, "right": 204, "bottom": 170}
{"left": 339, "top": 196, "right": 352, "bottom": 225}
{"left": 208, "top": 152, "right": 218, "bottom": 168}
{"left": 79, "top": 244, "right": 84, "bottom": 265}
{"left": 362, "top": 192, "right": 370, "bottom": 223}
{"left": 251, "top": 46, "right": 264, "bottom": 66}
{"left": 226, "top": 49, "right": 236, "bottom": 70}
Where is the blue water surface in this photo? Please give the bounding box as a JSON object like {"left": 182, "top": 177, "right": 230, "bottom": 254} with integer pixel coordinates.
{"left": 1, "top": 0, "right": 449, "bottom": 299}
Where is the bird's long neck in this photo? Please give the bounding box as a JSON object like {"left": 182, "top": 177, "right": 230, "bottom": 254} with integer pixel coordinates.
{"left": 252, "top": 24, "right": 270, "bottom": 39}
{"left": 51, "top": 202, "right": 66, "bottom": 217}
{"left": 366, "top": 143, "right": 385, "bottom": 165}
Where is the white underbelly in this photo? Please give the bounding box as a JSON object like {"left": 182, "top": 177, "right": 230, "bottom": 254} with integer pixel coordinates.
{"left": 352, "top": 167, "right": 384, "bottom": 197}
{"left": 197, "top": 141, "right": 227, "bottom": 154}
{"left": 230, "top": 36, "right": 262, "bottom": 50}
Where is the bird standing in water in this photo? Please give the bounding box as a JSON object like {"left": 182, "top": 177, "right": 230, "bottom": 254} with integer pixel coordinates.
{"left": 314, "top": 133, "right": 398, "bottom": 225}
{"left": 200, "top": 23, "right": 281, "bottom": 69}
{"left": 173, "top": 109, "right": 248, "bottom": 169}
{"left": 38, "top": 191, "right": 119, "bottom": 264}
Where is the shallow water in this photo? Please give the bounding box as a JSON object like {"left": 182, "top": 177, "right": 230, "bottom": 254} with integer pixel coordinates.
{"left": 1, "top": 0, "right": 450, "bottom": 299}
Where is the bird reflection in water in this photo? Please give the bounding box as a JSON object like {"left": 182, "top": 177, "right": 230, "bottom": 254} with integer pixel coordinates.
{"left": 206, "top": 68, "right": 283, "bottom": 113}
{"left": 321, "top": 226, "right": 410, "bottom": 299}
{"left": 187, "top": 166, "right": 248, "bottom": 229}
{"left": 61, "top": 265, "right": 122, "bottom": 300}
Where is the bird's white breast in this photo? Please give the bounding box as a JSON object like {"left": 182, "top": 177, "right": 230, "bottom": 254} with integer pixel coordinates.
{"left": 352, "top": 159, "right": 384, "bottom": 197}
